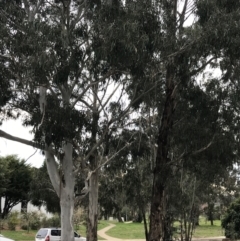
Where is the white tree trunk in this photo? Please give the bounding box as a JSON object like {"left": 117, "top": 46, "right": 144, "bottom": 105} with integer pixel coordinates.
{"left": 60, "top": 188, "right": 74, "bottom": 241}
{"left": 45, "top": 143, "right": 75, "bottom": 241}
{"left": 61, "top": 143, "right": 75, "bottom": 241}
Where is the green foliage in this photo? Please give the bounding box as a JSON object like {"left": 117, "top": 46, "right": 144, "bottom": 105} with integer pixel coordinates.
{"left": 21, "top": 224, "right": 28, "bottom": 230}
{"left": 30, "top": 163, "right": 60, "bottom": 214}
{"left": 30, "top": 218, "right": 40, "bottom": 230}
{"left": 7, "top": 211, "right": 19, "bottom": 231}
{"left": 0, "top": 155, "right": 33, "bottom": 218}
{"left": 41, "top": 215, "right": 60, "bottom": 228}
{"left": 0, "top": 156, "right": 9, "bottom": 196}
{"left": 21, "top": 211, "right": 41, "bottom": 232}
{"left": 222, "top": 198, "right": 240, "bottom": 239}
{"left": 1, "top": 0, "right": 240, "bottom": 240}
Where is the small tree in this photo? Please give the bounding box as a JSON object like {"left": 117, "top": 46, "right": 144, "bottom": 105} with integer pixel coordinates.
{"left": 21, "top": 210, "right": 41, "bottom": 232}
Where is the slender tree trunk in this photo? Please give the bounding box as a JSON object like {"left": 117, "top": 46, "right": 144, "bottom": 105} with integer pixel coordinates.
{"left": 87, "top": 171, "right": 99, "bottom": 241}
{"left": 87, "top": 87, "right": 100, "bottom": 241}
{"left": 142, "top": 207, "right": 149, "bottom": 241}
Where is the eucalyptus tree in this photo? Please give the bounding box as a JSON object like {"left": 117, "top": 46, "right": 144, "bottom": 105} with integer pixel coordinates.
{"left": 131, "top": 0, "right": 240, "bottom": 240}
{"left": 0, "top": 1, "right": 159, "bottom": 241}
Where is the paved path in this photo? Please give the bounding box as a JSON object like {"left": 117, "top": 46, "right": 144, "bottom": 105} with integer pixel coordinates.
{"left": 97, "top": 223, "right": 226, "bottom": 241}
{"left": 97, "top": 223, "right": 145, "bottom": 241}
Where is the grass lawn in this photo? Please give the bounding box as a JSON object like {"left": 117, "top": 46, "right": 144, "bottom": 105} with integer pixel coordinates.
{"left": 106, "top": 221, "right": 145, "bottom": 239}
{"left": 192, "top": 219, "right": 225, "bottom": 238}
{"left": 0, "top": 230, "right": 36, "bottom": 241}
{"left": 106, "top": 218, "right": 225, "bottom": 239}
{"left": 1, "top": 219, "right": 225, "bottom": 241}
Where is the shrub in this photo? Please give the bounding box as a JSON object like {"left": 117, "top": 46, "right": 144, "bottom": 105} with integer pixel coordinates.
{"left": 7, "top": 211, "right": 19, "bottom": 230}
{"left": 30, "top": 219, "right": 41, "bottom": 230}
{"left": 41, "top": 215, "right": 60, "bottom": 228}
{"left": 222, "top": 198, "right": 240, "bottom": 239}
{"left": 21, "top": 211, "right": 42, "bottom": 231}
{"left": 21, "top": 224, "right": 28, "bottom": 230}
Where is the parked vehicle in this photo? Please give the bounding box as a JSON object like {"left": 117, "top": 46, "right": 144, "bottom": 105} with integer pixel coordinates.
{"left": 0, "top": 234, "right": 15, "bottom": 241}
{"left": 35, "top": 228, "right": 86, "bottom": 241}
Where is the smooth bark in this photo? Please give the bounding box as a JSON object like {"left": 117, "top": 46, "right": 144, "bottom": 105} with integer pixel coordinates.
{"left": 45, "top": 143, "right": 75, "bottom": 241}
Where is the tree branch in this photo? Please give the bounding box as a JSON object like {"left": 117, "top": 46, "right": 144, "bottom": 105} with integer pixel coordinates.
{"left": 0, "top": 129, "right": 43, "bottom": 150}
{"left": 189, "top": 56, "right": 217, "bottom": 77}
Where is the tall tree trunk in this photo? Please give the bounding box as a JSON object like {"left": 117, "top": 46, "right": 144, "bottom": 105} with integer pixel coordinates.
{"left": 45, "top": 143, "right": 75, "bottom": 241}
{"left": 60, "top": 187, "right": 75, "bottom": 241}
{"left": 148, "top": 0, "right": 177, "bottom": 239}
{"left": 61, "top": 143, "right": 75, "bottom": 241}
{"left": 149, "top": 63, "right": 176, "bottom": 241}
{"left": 87, "top": 88, "right": 100, "bottom": 241}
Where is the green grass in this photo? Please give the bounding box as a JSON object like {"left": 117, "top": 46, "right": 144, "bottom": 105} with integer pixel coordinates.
{"left": 0, "top": 219, "right": 225, "bottom": 241}
{"left": 0, "top": 230, "right": 36, "bottom": 241}
{"left": 192, "top": 219, "right": 225, "bottom": 238}
{"left": 106, "top": 222, "right": 145, "bottom": 239}
{"left": 106, "top": 219, "right": 224, "bottom": 239}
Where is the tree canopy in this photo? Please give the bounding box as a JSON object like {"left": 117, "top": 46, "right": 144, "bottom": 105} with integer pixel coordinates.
{"left": 1, "top": 1, "right": 240, "bottom": 241}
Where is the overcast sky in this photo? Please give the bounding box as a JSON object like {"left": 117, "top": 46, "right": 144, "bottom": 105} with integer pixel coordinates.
{"left": 0, "top": 119, "right": 44, "bottom": 168}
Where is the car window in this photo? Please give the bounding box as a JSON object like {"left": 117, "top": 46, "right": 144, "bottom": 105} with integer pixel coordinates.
{"left": 51, "top": 230, "right": 61, "bottom": 236}
{"left": 74, "top": 232, "right": 80, "bottom": 237}
{"left": 36, "top": 229, "right": 48, "bottom": 238}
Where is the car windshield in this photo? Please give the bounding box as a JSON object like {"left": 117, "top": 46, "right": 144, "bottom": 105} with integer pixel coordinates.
{"left": 36, "top": 229, "right": 48, "bottom": 238}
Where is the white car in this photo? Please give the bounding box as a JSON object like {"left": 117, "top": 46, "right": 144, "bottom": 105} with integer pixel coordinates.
{"left": 35, "top": 228, "right": 86, "bottom": 241}
{"left": 0, "top": 234, "right": 15, "bottom": 241}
